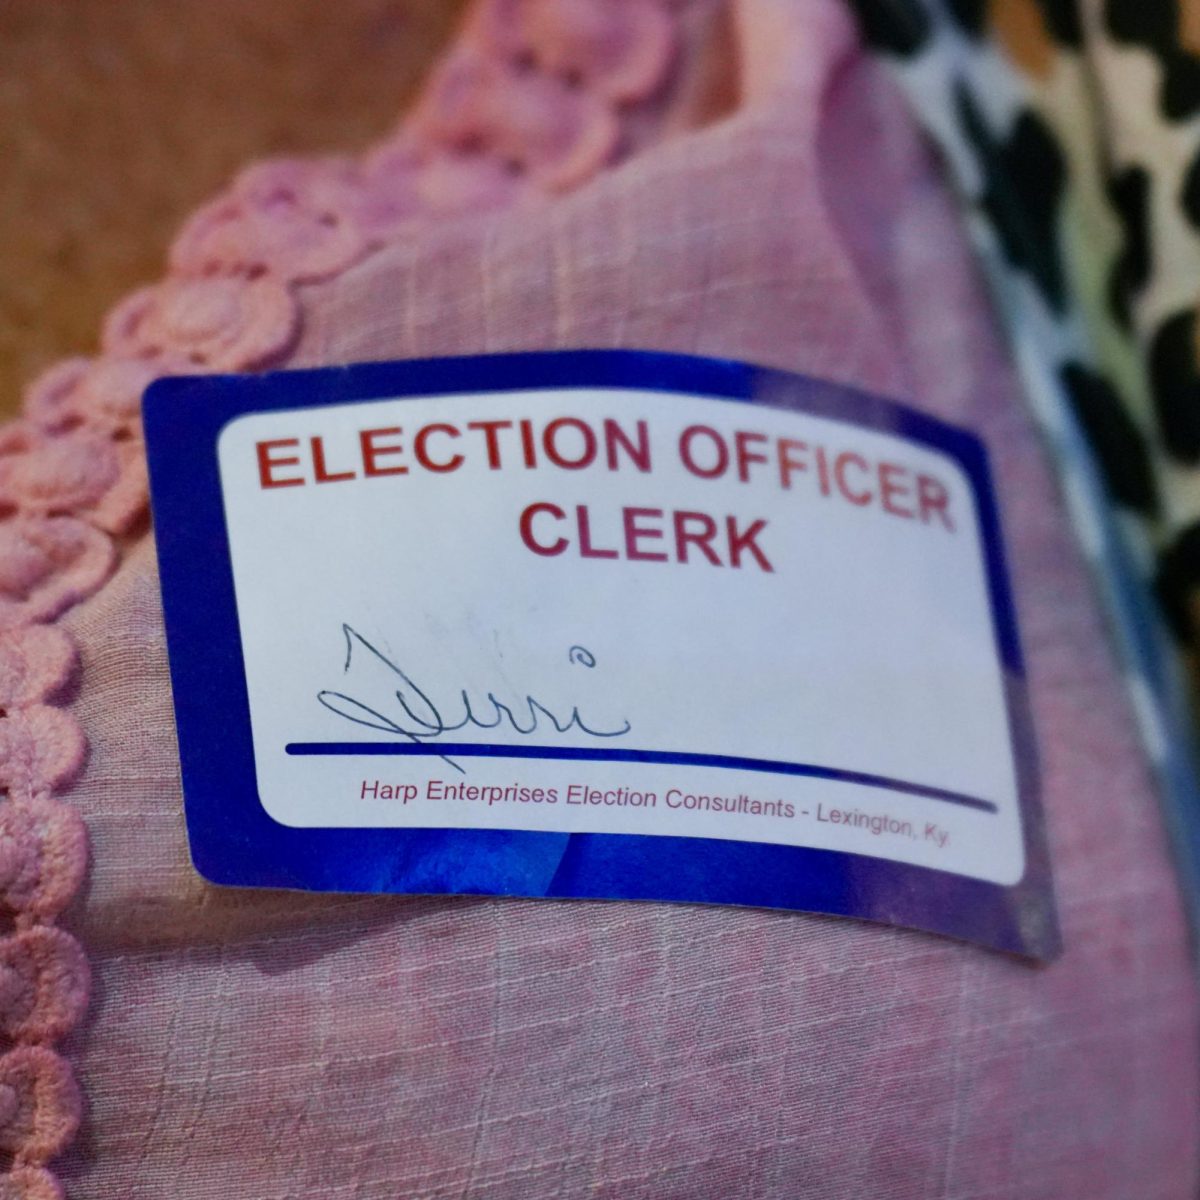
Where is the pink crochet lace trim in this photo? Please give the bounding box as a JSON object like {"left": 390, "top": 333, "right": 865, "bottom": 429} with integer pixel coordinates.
{"left": 0, "top": 2, "right": 695, "bottom": 1193}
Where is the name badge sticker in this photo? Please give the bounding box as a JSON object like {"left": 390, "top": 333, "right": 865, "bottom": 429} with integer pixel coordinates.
{"left": 144, "top": 351, "right": 1059, "bottom": 960}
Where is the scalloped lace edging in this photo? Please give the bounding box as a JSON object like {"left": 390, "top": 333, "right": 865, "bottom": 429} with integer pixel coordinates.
{"left": 0, "top": 2, "right": 696, "bottom": 1193}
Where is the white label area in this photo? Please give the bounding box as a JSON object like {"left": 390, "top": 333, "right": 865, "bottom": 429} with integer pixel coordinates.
{"left": 217, "top": 388, "right": 1024, "bottom": 885}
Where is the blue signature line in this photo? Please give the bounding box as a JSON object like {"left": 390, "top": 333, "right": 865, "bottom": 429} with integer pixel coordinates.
{"left": 283, "top": 742, "right": 998, "bottom": 813}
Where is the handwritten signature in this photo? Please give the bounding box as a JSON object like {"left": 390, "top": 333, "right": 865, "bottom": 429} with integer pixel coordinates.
{"left": 317, "top": 624, "right": 632, "bottom": 772}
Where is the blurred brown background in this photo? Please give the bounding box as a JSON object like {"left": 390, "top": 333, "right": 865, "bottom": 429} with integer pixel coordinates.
{"left": 0, "top": 0, "right": 468, "bottom": 416}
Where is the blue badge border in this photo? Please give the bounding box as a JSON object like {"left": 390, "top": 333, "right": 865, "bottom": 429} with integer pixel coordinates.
{"left": 143, "top": 350, "right": 1059, "bottom": 960}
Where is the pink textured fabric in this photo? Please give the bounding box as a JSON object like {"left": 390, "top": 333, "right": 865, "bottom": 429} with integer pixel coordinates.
{"left": 0, "top": 5, "right": 725, "bottom": 1192}
{"left": 2, "top": 0, "right": 1194, "bottom": 1195}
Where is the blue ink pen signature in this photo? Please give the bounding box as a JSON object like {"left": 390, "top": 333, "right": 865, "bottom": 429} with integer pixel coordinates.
{"left": 316, "top": 624, "right": 631, "bottom": 773}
